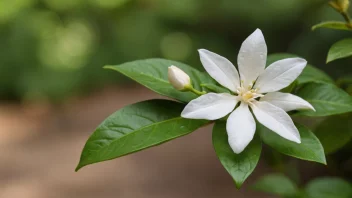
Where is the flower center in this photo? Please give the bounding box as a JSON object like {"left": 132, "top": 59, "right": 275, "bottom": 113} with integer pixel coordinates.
{"left": 242, "top": 91, "right": 255, "bottom": 101}
{"left": 236, "top": 83, "right": 263, "bottom": 104}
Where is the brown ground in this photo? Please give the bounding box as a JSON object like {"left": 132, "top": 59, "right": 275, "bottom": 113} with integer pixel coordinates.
{"left": 0, "top": 85, "right": 278, "bottom": 198}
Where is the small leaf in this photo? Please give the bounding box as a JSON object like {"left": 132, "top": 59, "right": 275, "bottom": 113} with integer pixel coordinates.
{"left": 200, "top": 83, "right": 231, "bottom": 93}
{"left": 312, "top": 21, "right": 351, "bottom": 31}
{"left": 305, "top": 177, "right": 352, "bottom": 198}
{"left": 212, "top": 121, "right": 262, "bottom": 188}
{"left": 252, "top": 174, "right": 298, "bottom": 197}
{"left": 258, "top": 123, "right": 326, "bottom": 164}
{"left": 267, "top": 53, "right": 334, "bottom": 85}
{"left": 327, "top": 38, "right": 352, "bottom": 63}
{"left": 76, "top": 99, "right": 208, "bottom": 171}
{"left": 314, "top": 115, "right": 352, "bottom": 154}
{"left": 296, "top": 82, "right": 352, "bottom": 116}
{"left": 105, "top": 59, "right": 215, "bottom": 103}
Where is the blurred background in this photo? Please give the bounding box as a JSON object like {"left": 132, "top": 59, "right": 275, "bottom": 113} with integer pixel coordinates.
{"left": 0, "top": 0, "right": 351, "bottom": 197}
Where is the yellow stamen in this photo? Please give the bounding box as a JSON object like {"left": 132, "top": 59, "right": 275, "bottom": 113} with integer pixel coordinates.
{"left": 236, "top": 84, "right": 263, "bottom": 103}
{"left": 242, "top": 92, "right": 254, "bottom": 101}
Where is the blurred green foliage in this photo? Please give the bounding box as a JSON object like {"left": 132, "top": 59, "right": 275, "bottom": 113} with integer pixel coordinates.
{"left": 0, "top": 0, "right": 350, "bottom": 102}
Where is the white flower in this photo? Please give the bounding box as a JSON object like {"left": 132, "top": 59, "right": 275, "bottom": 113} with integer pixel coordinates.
{"left": 168, "top": 65, "right": 192, "bottom": 91}
{"left": 181, "top": 29, "right": 315, "bottom": 154}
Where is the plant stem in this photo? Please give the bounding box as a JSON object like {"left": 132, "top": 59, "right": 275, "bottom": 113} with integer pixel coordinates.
{"left": 187, "top": 86, "right": 206, "bottom": 96}
{"left": 342, "top": 12, "right": 352, "bottom": 24}
{"left": 328, "top": 1, "right": 352, "bottom": 27}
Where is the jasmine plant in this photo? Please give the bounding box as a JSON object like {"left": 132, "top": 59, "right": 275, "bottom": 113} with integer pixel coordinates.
{"left": 76, "top": 27, "right": 352, "bottom": 188}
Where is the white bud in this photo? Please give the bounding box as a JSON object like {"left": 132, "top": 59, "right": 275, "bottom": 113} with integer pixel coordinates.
{"left": 330, "top": 0, "right": 350, "bottom": 12}
{"left": 339, "top": 0, "right": 350, "bottom": 12}
{"left": 168, "top": 65, "right": 191, "bottom": 91}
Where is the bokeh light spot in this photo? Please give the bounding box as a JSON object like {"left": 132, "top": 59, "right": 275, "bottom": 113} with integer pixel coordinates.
{"left": 89, "top": 0, "right": 130, "bottom": 9}
{"left": 43, "top": 0, "right": 84, "bottom": 11}
{"left": 0, "top": 0, "right": 34, "bottom": 23}
{"left": 38, "top": 20, "right": 96, "bottom": 71}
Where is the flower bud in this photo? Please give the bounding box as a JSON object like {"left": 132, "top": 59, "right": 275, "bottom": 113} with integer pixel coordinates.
{"left": 168, "top": 65, "right": 191, "bottom": 91}
{"left": 330, "top": 0, "right": 350, "bottom": 12}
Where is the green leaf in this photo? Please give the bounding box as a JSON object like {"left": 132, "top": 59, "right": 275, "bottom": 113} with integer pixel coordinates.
{"left": 212, "top": 121, "right": 262, "bottom": 188}
{"left": 258, "top": 123, "right": 326, "bottom": 164}
{"left": 266, "top": 53, "right": 297, "bottom": 66}
{"left": 267, "top": 53, "right": 333, "bottom": 85}
{"left": 314, "top": 115, "right": 352, "bottom": 154}
{"left": 296, "top": 82, "right": 352, "bottom": 116}
{"left": 305, "top": 177, "right": 352, "bottom": 198}
{"left": 76, "top": 99, "right": 208, "bottom": 171}
{"left": 297, "top": 66, "right": 334, "bottom": 85}
{"left": 312, "top": 21, "right": 351, "bottom": 31}
{"left": 252, "top": 174, "right": 298, "bottom": 197}
{"left": 281, "top": 80, "right": 298, "bottom": 93}
{"left": 104, "top": 59, "right": 215, "bottom": 103}
{"left": 200, "top": 83, "right": 231, "bottom": 93}
{"left": 327, "top": 38, "right": 352, "bottom": 63}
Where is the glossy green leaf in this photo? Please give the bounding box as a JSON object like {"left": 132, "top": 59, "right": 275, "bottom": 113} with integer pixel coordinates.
{"left": 104, "top": 59, "right": 215, "bottom": 103}
{"left": 252, "top": 174, "right": 298, "bottom": 197}
{"left": 76, "top": 99, "right": 208, "bottom": 171}
{"left": 297, "top": 66, "right": 334, "bottom": 85}
{"left": 312, "top": 21, "right": 351, "bottom": 31}
{"left": 296, "top": 82, "right": 352, "bottom": 116}
{"left": 212, "top": 121, "right": 262, "bottom": 188}
{"left": 267, "top": 53, "right": 333, "bottom": 85}
{"left": 259, "top": 123, "right": 326, "bottom": 164}
{"left": 315, "top": 115, "right": 352, "bottom": 154}
{"left": 327, "top": 38, "right": 352, "bottom": 63}
{"left": 305, "top": 177, "right": 352, "bottom": 198}
{"left": 200, "top": 83, "right": 231, "bottom": 93}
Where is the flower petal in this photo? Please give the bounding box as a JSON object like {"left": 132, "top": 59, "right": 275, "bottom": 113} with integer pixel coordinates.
{"left": 198, "top": 49, "right": 240, "bottom": 92}
{"left": 254, "top": 58, "right": 307, "bottom": 93}
{"left": 260, "top": 92, "right": 315, "bottom": 112}
{"left": 181, "top": 93, "right": 238, "bottom": 120}
{"left": 226, "top": 102, "right": 256, "bottom": 154}
{"left": 250, "top": 101, "right": 301, "bottom": 143}
{"left": 237, "top": 29, "right": 267, "bottom": 87}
